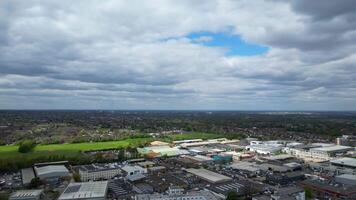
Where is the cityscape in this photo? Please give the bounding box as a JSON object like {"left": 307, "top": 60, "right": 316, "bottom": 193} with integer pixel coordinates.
{"left": 0, "top": 111, "right": 356, "bottom": 200}
{"left": 1, "top": 0, "right": 356, "bottom": 200}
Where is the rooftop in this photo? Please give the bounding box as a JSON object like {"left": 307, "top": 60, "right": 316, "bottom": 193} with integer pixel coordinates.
{"left": 10, "top": 189, "right": 43, "bottom": 199}
{"left": 185, "top": 168, "right": 232, "bottom": 183}
{"left": 311, "top": 145, "right": 353, "bottom": 152}
{"left": 58, "top": 181, "right": 108, "bottom": 200}
{"left": 331, "top": 157, "right": 356, "bottom": 168}
{"left": 34, "top": 165, "right": 69, "bottom": 176}
{"left": 75, "top": 163, "right": 121, "bottom": 172}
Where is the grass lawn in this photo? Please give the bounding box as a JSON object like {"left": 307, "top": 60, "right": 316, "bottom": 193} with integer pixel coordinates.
{"left": 0, "top": 132, "right": 226, "bottom": 162}
{"left": 0, "top": 138, "right": 151, "bottom": 160}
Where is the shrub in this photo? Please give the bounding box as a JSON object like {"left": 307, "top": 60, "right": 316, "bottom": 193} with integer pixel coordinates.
{"left": 18, "top": 140, "right": 36, "bottom": 153}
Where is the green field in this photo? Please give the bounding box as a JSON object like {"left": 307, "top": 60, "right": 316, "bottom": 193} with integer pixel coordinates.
{"left": 0, "top": 132, "right": 225, "bottom": 161}
{"left": 0, "top": 138, "right": 151, "bottom": 160}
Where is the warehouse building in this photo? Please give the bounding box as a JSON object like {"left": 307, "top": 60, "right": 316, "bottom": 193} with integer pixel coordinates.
{"left": 135, "top": 187, "right": 218, "bottom": 200}
{"left": 58, "top": 181, "right": 108, "bottom": 200}
{"left": 185, "top": 168, "right": 232, "bottom": 184}
{"left": 330, "top": 157, "right": 356, "bottom": 169}
{"left": 34, "top": 165, "right": 70, "bottom": 181}
{"left": 9, "top": 189, "right": 43, "bottom": 200}
{"left": 228, "top": 162, "right": 260, "bottom": 177}
{"left": 310, "top": 145, "right": 353, "bottom": 157}
{"left": 335, "top": 174, "right": 356, "bottom": 186}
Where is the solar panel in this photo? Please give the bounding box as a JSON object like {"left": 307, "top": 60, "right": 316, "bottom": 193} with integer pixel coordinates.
{"left": 64, "top": 185, "right": 81, "bottom": 193}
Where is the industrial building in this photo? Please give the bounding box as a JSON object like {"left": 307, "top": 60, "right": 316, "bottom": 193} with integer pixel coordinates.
{"left": 74, "top": 163, "right": 121, "bottom": 182}
{"left": 301, "top": 177, "right": 356, "bottom": 199}
{"left": 58, "top": 181, "right": 108, "bottom": 200}
{"left": 185, "top": 168, "right": 232, "bottom": 184}
{"left": 330, "top": 157, "right": 356, "bottom": 169}
{"left": 310, "top": 145, "right": 353, "bottom": 157}
{"left": 34, "top": 165, "right": 70, "bottom": 180}
{"left": 135, "top": 187, "right": 218, "bottom": 200}
{"left": 335, "top": 174, "right": 356, "bottom": 186}
{"left": 228, "top": 162, "right": 260, "bottom": 177}
{"left": 9, "top": 189, "right": 43, "bottom": 200}
{"left": 137, "top": 146, "right": 189, "bottom": 157}
{"left": 270, "top": 187, "right": 305, "bottom": 200}
{"left": 121, "top": 165, "right": 147, "bottom": 182}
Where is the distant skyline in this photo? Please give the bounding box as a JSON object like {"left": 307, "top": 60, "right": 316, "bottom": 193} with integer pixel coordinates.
{"left": 1, "top": 0, "right": 356, "bottom": 110}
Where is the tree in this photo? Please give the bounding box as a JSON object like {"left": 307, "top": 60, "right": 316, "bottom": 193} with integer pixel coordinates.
{"left": 73, "top": 172, "right": 81, "bottom": 182}
{"left": 226, "top": 191, "right": 238, "bottom": 200}
{"left": 18, "top": 140, "right": 36, "bottom": 153}
{"left": 28, "top": 177, "right": 42, "bottom": 189}
{"left": 305, "top": 188, "right": 313, "bottom": 199}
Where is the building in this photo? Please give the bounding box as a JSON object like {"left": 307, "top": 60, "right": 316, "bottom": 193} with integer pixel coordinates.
{"left": 301, "top": 178, "right": 356, "bottom": 199}
{"left": 285, "top": 145, "right": 353, "bottom": 162}
{"left": 121, "top": 165, "right": 147, "bottom": 182}
{"left": 74, "top": 163, "right": 121, "bottom": 182}
{"left": 206, "top": 181, "right": 247, "bottom": 199}
{"left": 271, "top": 187, "right": 305, "bottom": 200}
{"left": 335, "top": 174, "right": 356, "bottom": 186}
{"left": 9, "top": 189, "right": 43, "bottom": 200}
{"left": 136, "top": 161, "right": 155, "bottom": 168}
{"left": 266, "top": 171, "right": 305, "bottom": 186}
{"left": 58, "top": 181, "right": 108, "bottom": 200}
{"left": 310, "top": 145, "right": 353, "bottom": 158}
{"left": 150, "top": 141, "right": 170, "bottom": 146}
{"left": 246, "top": 143, "right": 282, "bottom": 155}
{"left": 21, "top": 168, "right": 35, "bottom": 186}
{"left": 330, "top": 157, "right": 356, "bottom": 169}
{"left": 185, "top": 168, "right": 232, "bottom": 184}
{"left": 34, "top": 165, "right": 70, "bottom": 180}
{"left": 228, "top": 162, "right": 260, "bottom": 177}
{"left": 258, "top": 163, "right": 290, "bottom": 173}
{"left": 135, "top": 187, "right": 218, "bottom": 200}
{"left": 137, "top": 146, "right": 188, "bottom": 157}
{"left": 336, "top": 135, "right": 356, "bottom": 146}
{"left": 183, "top": 155, "right": 213, "bottom": 164}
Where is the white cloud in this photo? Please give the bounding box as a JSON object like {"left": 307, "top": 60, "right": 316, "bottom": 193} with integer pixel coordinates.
{"left": 0, "top": 0, "right": 355, "bottom": 110}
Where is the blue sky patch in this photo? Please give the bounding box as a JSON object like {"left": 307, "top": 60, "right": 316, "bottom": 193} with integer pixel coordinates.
{"left": 187, "top": 32, "right": 268, "bottom": 56}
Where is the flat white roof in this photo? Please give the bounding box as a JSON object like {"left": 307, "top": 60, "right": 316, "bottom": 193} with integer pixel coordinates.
{"left": 331, "top": 157, "right": 356, "bottom": 167}
{"left": 311, "top": 145, "right": 353, "bottom": 152}
{"left": 58, "top": 181, "right": 108, "bottom": 200}
{"left": 34, "top": 165, "right": 69, "bottom": 176}
{"left": 10, "top": 189, "right": 43, "bottom": 199}
{"left": 186, "top": 168, "right": 232, "bottom": 183}
{"left": 121, "top": 165, "right": 145, "bottom": 173}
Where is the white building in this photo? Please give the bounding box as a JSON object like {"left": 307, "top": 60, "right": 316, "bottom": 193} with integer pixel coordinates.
{"left": 135, "top": 187, "right": 218, "bottom": 200}
{"left": 285, "top": 145, "right": 353, "bottom": 162}
{"left": 58, "top": 181, "right": 108, "bottom": 200}
{"left": 34, "top": 165, "right": 70, "bottom": 180}
{"left": 75, "top": 163, "right": 121, "bottom": 182}
{"left": 121, "top": 165, "right": 147, "bottom": 176}
{"left": 9, "top": 189, "right": 43, "bottom": 200}
{"left": 121, "top": 165, "right": 147, "bottom": 181}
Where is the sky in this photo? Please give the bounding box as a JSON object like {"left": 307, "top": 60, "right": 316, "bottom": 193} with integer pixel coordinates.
{"left": 0, "top": 0, "right": 356, "bottom": 110}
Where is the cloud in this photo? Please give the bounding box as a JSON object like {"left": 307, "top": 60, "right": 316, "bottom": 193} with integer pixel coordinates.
{"left": 0, "top": 0, "right": 355, "bottom": 110}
